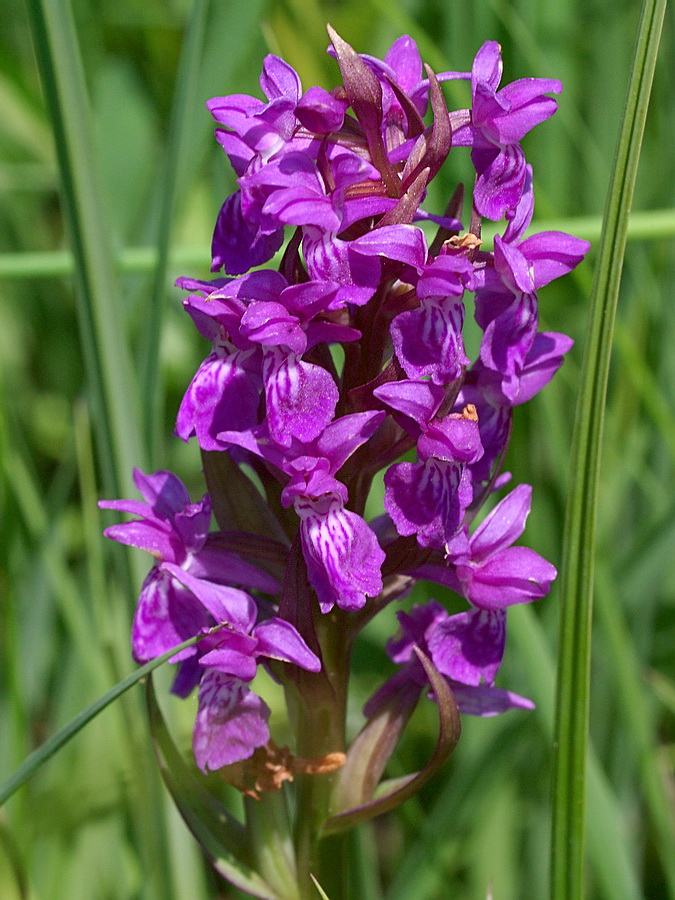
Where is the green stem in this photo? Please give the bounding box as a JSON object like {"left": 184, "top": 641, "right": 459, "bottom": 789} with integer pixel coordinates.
{"left": 292, "top": 612, "right": 352, "bottom": 900}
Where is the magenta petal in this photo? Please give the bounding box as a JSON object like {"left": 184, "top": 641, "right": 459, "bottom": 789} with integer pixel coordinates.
{"left": 499, "top": 77, "right": 562, "bottom": 103}
{"left": 190, "top": 545, "right": 280, "bottom": 595}
{"left": 263, "top": 348, "right": 338, "bottom": 446}
{"left": 351, "top": 224, "right": 428, "bottom": 269}
{"left": 173, "top": 499, "right": 211, "bottom": 554}
{"left": 131, "top": 567, "right": 211, "bottom": 663}
{"left": 461, "top": 546, "right": 557, "bottom": 609}
{"left": 494, "top": 235, "right": 535, "bottom": 294}
{"left": 198, "top": 645, "right": 258, "bottom": 681}
{"left": 518, "top": 231, "right": 591, "bottom": 288}
{"left": 472, "top": 41, "right": 503, "bottom": 92}
{"left": 373, "top": 379, "right": 445, "bottom": 428}
{"left": 161, "top": 563, "right": 257, "bottom": 631}
{"left": 514, "top": 331, "right": 574, "bottom": 404}
{"left": 470, "top": 484, "right": 532, "bottom": 559}
{"left": 296, "top": 495, "right": 384, "bottom": 613}
{"left": 385, "top": 35, "right": 423, "bottom": 92}
{"left": 296, "top": 86, "right": 347, "bottom": 133}
{"left": 103, "top": 520, "right": 177, "bottom": 561}
{"left": 416, "top": 255, "right": 476, "bottom": 299}
{"left": 176, "top": 349, "right": 263, "bottom": 451}
{"left": 211, "top": 192, "right": 284, "bottom": 275}
{"left": 193, "top": 672, "right": 270, "bottom": 771}
{"left": 260, "top": 54, "right": 301, "bottom": 104}
{"left": 418, "top": 415, "right": 483, "bottom": 465}
{"left": 263, "top": 187, "right": 341, "bottom": 232}
{"left": 472, "top": 143, "right": 527, "bottom": 220}
{"left": 384, "top": 459, "right": 472, "bottom": 549}
{"left": 314, "top": 410, "right": 386, "bottom": 472}
{"left": 252, "top": 617, "right": 321, "bottom": 671}
{"left": 479, "top": 293, "right": 538, "bottom": 387}
{"left": 391, "top": 297, "right": 469, "bottom": 384}
{"left": 503, "top": 164, "right": 534, "bottom": 242}
{"left": 450, "top": 682, "right": 534, "bottom": 716}
{"left": 428, "top": 608, "right": 506, "bottom": 686}
{"left": 240, "top": 301, "right": 306, "bottom": 353}
{"left": 133, "top": 468, "right": 190, "bottom": 518}
{"left": 98, "top": 498, "right": 152, "bottom": 518}
{"left": 302, "top": 227, "right": 381, "bottom": 305}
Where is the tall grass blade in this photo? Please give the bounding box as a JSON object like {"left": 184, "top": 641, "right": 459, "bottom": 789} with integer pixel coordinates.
{"left": 139, "top": 0, "right": 210, "bottom": 461}
{"left": 0, "top": 628, "right": 221, "bottom": 808}
{"left": 550, "top": 2, "right": 667, "bottom": 898}
{"left": 25, "top": 0, "right": 145, "bottom": 497}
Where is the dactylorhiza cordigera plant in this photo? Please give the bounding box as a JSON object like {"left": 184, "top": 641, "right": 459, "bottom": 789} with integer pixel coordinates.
{"left": 100, "top": 27, "right": 589, "bottom": 898}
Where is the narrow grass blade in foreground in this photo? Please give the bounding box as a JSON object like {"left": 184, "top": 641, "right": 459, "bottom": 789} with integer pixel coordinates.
{"left": 550, "top": 1, "right": 667, "bottom": 898}
{"left": 0, "top": 628, "right": 222, "bottom": 808}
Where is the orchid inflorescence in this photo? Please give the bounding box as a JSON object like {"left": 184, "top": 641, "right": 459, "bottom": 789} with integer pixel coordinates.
{"left": 100, "top": 25, "right": 588, "bottom": 863}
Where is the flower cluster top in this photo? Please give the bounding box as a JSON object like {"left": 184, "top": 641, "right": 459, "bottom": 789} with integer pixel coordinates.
{"left": 101, "top": 31, "right": 589, "bottom": 774}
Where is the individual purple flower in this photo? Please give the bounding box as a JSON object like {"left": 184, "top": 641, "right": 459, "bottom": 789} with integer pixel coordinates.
{"left": 390, "top": 251, "right": 476, "bottom": 384}
{"left": 208, "top": 55, "right": 303, "bottom": 164}
{"left": 475, "top": 328, "right": 575, "bottom": 407}
{"left": 416, "top": 484, "right": 557, "bottom": 609}
{"left": 220, "top": 411, "right": 387, "bottom": 613}
{"left": 450, "top": 42, "right": 562, "bottom": 219}
{"left": 194, "top": 672, "right": 272, "bottom": 771}
{"left": 99, "top": 469, "right": 279, "bottom": 664}
{"left": 174, "top": 285, "right": 266, "bottom": 450}
{"left": 365, "top": 601, "right": 533, "bottom": 718}
{"left": 302, "top": 221, "right": 426, "bottom": 306}
{"left": 383, "top": 408, "right": 483, "bottom": 550}
{"left": 293, "top": 482, "right": 385, "bottom": 613}
{"left": 211, "top": 191, "right": 285, "bottom": 276}
{"left": 175, "top": 271, "right": 345, "bottom": 449}
{"left": 173, "top": 579, "right": 321, "bottom": 771}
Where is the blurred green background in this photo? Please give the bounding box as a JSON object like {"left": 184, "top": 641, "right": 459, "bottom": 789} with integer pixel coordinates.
{"left": 1, "top": 1, "right": 674, "bottom": 898}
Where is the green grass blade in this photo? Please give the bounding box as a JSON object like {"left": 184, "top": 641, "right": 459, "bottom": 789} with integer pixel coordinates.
{"left": 139, "top": 0, "right": 210, "bottom": 461}
{"left": 0, "top": 629, "right": 220, "bottom": 808}
{"left": 25, "top": 0, "right": 145, "bottom": 496}
{"left": 594, "top": 566, "right": 675, "bottom": 897}
{"left": 2, "top": 207, "right": 674, "bottom": 281}
{"left": 550, "top": 2, "right": 667, "bottom": 898}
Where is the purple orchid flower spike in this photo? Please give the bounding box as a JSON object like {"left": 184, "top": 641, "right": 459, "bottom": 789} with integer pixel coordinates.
{"left": 102, "top": 32, "right": 591, "bottom": 876}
